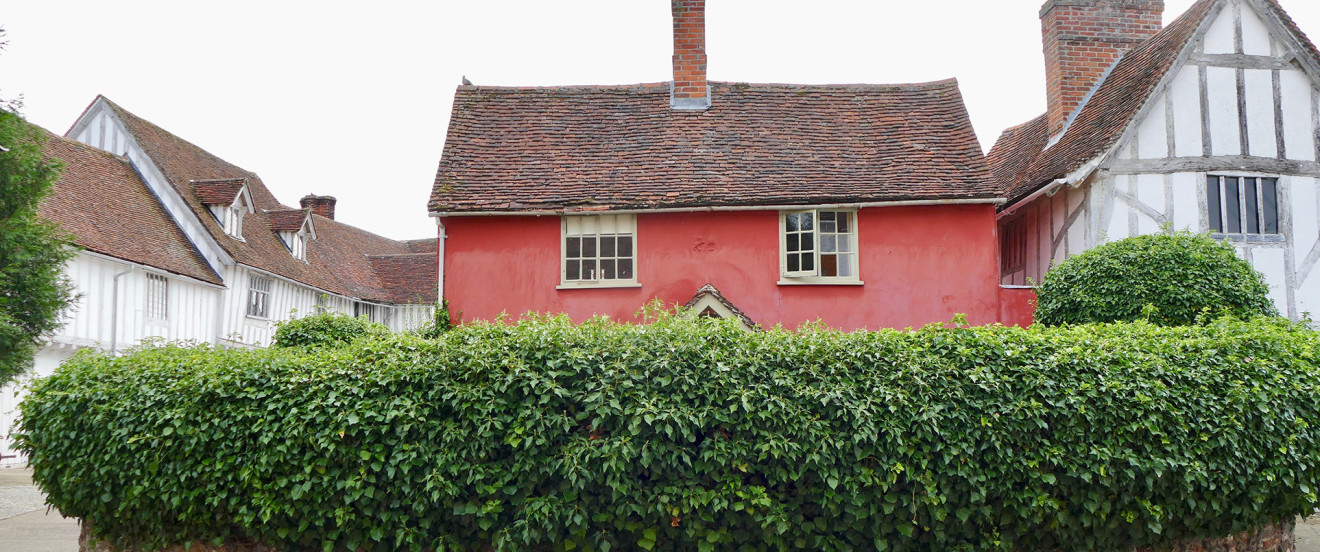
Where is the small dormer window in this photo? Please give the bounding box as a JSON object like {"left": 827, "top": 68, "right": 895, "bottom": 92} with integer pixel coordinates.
{"left": 193, "top": 178, "right": 252, "bottom": 241}
{"left": 281, "top": 230, "right": 307, "bottom": 261}
{"left": 270, "top": 209, "right": 315, "bottom": 262}
{"left": 223, "top": 201, "right": 246, "bottom": 239}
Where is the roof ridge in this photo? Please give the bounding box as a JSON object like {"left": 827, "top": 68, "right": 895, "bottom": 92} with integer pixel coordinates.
{"left": 460, "top": 78, "right": 962, "bottom": 94}
{"left": 308, "top": 213, "right": 431, "bottom": 247}
{"left": 365, "top": 252, "right": 436, "bottom": 258}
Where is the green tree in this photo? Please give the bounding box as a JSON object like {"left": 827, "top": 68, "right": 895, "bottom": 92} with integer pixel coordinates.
{"left": 1034, "top": 231, "right": 1278, "bottom": 326}
{"left": 0, "top": 109, "right": 76, "bottom": 384}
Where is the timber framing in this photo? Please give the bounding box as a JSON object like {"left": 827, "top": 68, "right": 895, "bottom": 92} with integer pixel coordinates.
{"left": 1106, "top": 155, "right": 1320, "bottom": 175}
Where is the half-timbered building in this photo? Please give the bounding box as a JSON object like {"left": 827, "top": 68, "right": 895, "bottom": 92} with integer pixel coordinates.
{"left": 0, "top": 100, "right": 438, "bottom": 464}
{"left": 991, "top": 0, "right": 1320, "bottom": 320}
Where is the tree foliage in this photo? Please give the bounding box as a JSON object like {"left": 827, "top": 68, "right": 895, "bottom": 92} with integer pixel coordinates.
{"left": 0, "top": 110, "right": 75, "bottom": 384}
{"left": 1034, "top": 231, "right": 1278, "bottom": 326}
{"left": 17, "top": 315, "right": 1320, "bottom": 551}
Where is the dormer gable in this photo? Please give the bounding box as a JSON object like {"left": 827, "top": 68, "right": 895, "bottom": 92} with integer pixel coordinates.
{"left": 681, "top": 283, "right": 757, "bottom": 331}
{"left": 192, "top": 178, "right": 254, "bottom": 240}
{"left": 267, "top": 208, "right": 316, "bottom": 262}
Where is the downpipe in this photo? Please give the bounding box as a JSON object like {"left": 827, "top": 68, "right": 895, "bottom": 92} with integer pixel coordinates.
{"left": 109, "top": 266, "right": 134, "bottom": 355}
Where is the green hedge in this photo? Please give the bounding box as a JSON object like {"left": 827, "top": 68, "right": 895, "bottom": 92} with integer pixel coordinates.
{"left": 1034, "top": 232, "right": 1278, "bottom": 326}
{"left": 271, "top": 312, "right": 389, "bottom": 349}
{"left": 16, "top": 316, "right": 1320, "bottom": 551}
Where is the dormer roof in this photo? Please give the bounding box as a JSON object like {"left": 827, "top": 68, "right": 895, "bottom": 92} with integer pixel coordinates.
{"left": 192, "top": 178, "right": 252, "bottom": 209}
{"left": 266, "top": 208, "right": 314, "bottom": 237}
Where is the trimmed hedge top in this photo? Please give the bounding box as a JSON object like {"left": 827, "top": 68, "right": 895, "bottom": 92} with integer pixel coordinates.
{"left": 271, "top": 312, "right": 388, "bottom": 349}
{"left": 17, "top": 315, "right": 1320, "bottom": 551}
{"left": 1034, "top": 232, "right": 1278, "bottom": 326}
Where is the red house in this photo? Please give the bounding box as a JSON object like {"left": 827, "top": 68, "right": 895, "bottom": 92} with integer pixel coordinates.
{"left": 429, "top": 0, "right": 1034, "bottom": 330}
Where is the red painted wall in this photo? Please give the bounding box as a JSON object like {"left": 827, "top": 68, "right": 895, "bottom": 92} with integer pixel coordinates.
{"left": 441, "top": 204, "right": 1018, "bottom": 331}
{"left": 998, "top": 287, "right": 1037, "bottom": 328}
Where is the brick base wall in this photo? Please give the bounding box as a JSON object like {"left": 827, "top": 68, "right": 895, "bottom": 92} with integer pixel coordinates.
{"left": 80, "top": 520, "right": 1296, "bottom": 552}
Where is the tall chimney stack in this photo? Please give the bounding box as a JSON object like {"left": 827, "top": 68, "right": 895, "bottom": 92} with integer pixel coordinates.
{"left": 300, "top": 194, "right": 337, "bottom": 220}
{"left": 1041, "top": 0, "right": 1163, "bottom": 138}
{"left": 671, "top": 0, "right": 710, "bottom": 110}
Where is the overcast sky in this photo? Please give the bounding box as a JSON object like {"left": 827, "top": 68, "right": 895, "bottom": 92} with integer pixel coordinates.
{"left": 2, "top": 0, "right": 1318, "bottom": 241}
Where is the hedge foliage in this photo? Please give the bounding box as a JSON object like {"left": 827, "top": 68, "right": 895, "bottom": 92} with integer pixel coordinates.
{"left": 17, "top": 315, "right": 1320, "bottom": 551}
{"left": 1034, "top": 232, "right": 1278, "bottom": 326}
{"left": 271, "top": 312, "right": 389, "bottom": 349}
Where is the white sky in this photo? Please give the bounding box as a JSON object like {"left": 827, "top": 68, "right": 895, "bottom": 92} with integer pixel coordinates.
{"left": 2, "top": 0, "right": 1318, "bottom": 241}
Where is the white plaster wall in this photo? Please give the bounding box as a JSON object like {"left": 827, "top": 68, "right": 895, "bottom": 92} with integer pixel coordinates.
{"left": 1136, "top": 100, "right": 1168, "bottom": 159}
{"left": 1244, "top": 69, "right": 1276, "bottom": 158}
{"left": 1240, "top": 1, "right": 1274, "bottom": 56}
{"left": 1065, "top": 188, "right": 1087, "bottom": 256}
{"left": 1203, "top": 6, "right": 1236, "bottom": 54}
{"left": 1170, "top": 66, "right": 1205, "bottom": 157}
{"left": 1279, "top": 71, "right": 1315, "bottom": 161}
{"left": 1136, "top": 174, "right": 1166, "bottom": 236}
{"left": 1170, "top": 173, "right": 1201, "bottom": 231}
{"left": 1296, "top": 177, "right": 1320, "bottom": 319}
{"left": 52, "top": 252, "right": 221, "bottom": 351}
{"left": 1206, "top": 67, "right": 1242, "bottom": 156}
{"left": 1254, "top": 247, "right": 1289, "bottom": 311}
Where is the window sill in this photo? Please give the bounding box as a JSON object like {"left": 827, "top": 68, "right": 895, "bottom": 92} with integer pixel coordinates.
{"left": 777, "top": 279, "right": 864, "bottom": 286}
{"left": 557, "top": 281, "right": 643, "bottom": 290}
{"left": 1210, "top": 233, "right": 1284, "bottom": 244}
{"left": 245, "top": 316, "right": 271, "bottom": 328}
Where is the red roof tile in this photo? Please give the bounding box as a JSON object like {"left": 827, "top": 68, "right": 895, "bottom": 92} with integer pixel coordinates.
{"left": 98, "top": 98, "right": 436, "bottom": 304}
{"left": 367, "top": 254, "right": 439, "bottom": 304}
{"left": 192, "top": 178, "right": 246, "bottom": 205}
{"left": 992, "top": 0, "right": 1221, "bottom": 204}
{"left": 35, "top": 130, "right": 222, "bottom": 285}
{"left": 266, "top": 209, "right": 308, "bottom": 232}
{"left": 430, "top": 80, "right": 996, "bottom": 214}
{"left": 986, "top": 115, "right": 1048, "bottom": 200}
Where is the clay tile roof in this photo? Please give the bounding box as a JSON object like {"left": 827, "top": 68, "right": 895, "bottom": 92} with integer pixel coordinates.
{"left": 1264, "top": 0, "right": 1320, "bottom": 64}
{"left": 35, "top": 129, "right": 222, "bottom": 285}
{"left": 192, "top": 178, "right": 247, "bottom": 205}
{"left": 430, "top": 79, "right": 996, "bottom": 214}
{"left": 367, "top": 253, "right": 439, "bottom": 304}
{"left": 99, "top": 98, "right": 436, "bottom": 304}
{"left": 991, "top": 0, "right": 1221, "bottom": 205}
{"left": 266, "top": 209, "right": 308, "bottom": 232}
{"left": 403, "top": 238, "right": 439, "bottom": 254}
{"left": 985, "top": 115, "right": 1048, "bottom": 198}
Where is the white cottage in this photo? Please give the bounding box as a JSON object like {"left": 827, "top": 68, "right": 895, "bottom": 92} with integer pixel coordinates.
{"left": 0, "top": 98, "right": 438, "bottom": 464}
{"left": 991, "top": 0, "right": 1320, "bottom": 320}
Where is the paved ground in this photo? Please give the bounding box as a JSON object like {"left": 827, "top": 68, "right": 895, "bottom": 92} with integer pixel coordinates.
{"left": 0, "top": 465, "right": 1318, "bottom": 552}
{"left": 0, "top": 466, "right": 79, "bottom": 552}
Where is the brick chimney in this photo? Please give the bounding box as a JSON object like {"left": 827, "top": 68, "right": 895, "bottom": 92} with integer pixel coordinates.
{"left": 671, "top": 0, "right": 710, "bottom": 110}
{"left": 1041, "top": 0, "right": 1164, "bottom": 138}
{"left": 300, "top": 194, "right": 337, "bottom": 220}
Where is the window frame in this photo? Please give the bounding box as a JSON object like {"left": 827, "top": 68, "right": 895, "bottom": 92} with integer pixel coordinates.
{"left": 145, "top": 273, "right": 169, "bottom": 323}
{"left": 558, "top": 214, "right": 641, "bottom": 289}
{"left": 1205, "top": 174, "right": 1282, "bottom": 241}
{"left": 246, "top": 275, "right": 272, "bottom": 319}
{"left": 777, "top": 209, "right": 863, "bottom": 286}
